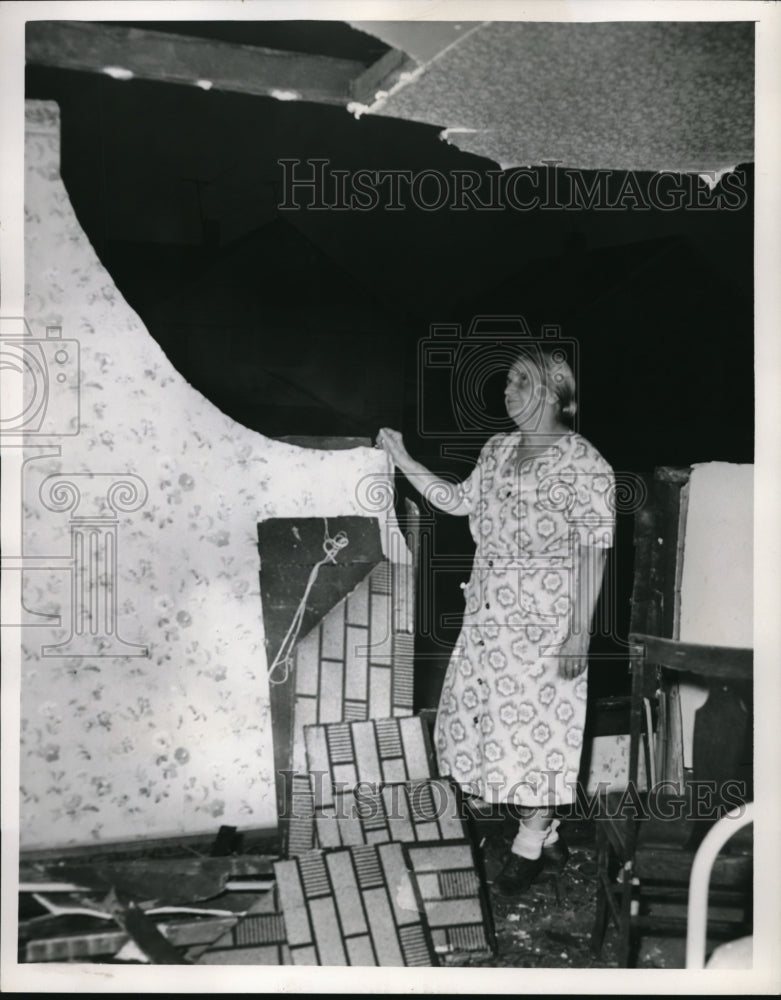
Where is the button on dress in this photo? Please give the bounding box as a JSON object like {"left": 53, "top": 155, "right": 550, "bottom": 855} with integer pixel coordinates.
{"left": 434, "top": 431, "right": 615, "bottom": 806}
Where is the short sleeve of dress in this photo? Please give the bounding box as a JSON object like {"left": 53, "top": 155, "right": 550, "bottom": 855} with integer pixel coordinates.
{"left": 455, "top": 449, "right": 481, "bottom": 514}
{"left": 456, "top": 433, "right": 504, "bottom": 514}
{"left": 569, "top": 445, "right": 616, "bottom": 549}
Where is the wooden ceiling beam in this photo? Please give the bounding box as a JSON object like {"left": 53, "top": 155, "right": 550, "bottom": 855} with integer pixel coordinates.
{"left": 26, "top": 20, "right": 412, "bottom": 106}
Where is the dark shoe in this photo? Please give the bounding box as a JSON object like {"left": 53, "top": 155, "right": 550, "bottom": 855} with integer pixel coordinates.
{"left": 542, "top": 835, "right": 569, "bottom": 874}
{"left": 492, "top": 851, "right": 545, "bottom": 899}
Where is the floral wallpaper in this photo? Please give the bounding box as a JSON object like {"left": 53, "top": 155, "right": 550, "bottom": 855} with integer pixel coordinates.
{"left": 18, "top": 101, "right": 404, "bottom": 850}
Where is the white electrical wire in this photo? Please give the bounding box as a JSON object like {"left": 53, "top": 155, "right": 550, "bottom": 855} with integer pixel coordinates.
{"left": 267, "top": 518, "right": 349, "bottom": 685}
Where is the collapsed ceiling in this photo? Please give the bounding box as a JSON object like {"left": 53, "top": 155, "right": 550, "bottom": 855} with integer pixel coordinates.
{"left": 350, "top": 20, "right": 754, "bottom": 174}
{"left": 26, "top": 19, "right": 754, "bottom": 175}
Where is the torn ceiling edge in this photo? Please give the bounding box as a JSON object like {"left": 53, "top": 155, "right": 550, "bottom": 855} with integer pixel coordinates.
{"left": 348, "top": 20, "right": 754, "bottom": 175}
{"left": 25, "top": 20, "right": 417, "bottom": 111}
{"left": 348, "top": 20, "right": 487, "bottom": 118}
{"left": 347, "top": 20, "right": 481, "bottom": 68}
{"left": 698, "top": 167, "right": 740, "bottom": 190}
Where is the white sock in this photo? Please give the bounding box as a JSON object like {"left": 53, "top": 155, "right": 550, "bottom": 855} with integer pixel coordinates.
{"left": 511, "top": 820, "right": 549, "bottom": 860}
{"left": 542, "top": 819, "right": 561, "bottom": 846}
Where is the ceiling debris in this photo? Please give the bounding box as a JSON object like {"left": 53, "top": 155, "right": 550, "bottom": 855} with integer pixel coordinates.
{"left": 26, "top": 20, "right": 754, "bottom": 174}
{"left": 698, "top": 166, "right": 739, "bottom": 191}
{"left": 350, "top": 21, "right": 754, "bottom": 174}
{"left": 25, "top": 20, "right": 414, "bottom": 108}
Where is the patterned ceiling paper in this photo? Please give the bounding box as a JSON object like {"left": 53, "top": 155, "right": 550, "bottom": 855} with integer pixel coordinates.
{"left": 403, "top": 841, "right": 496, "bottom": 956}
{"left": 23, "top": 915, "right": 241, "bottom": 964}
{"left": 300, "top": 717, "right": 461, "bottom": 854}
{"left": 289, "top": 712, "right": 431, "bottom": 858}
{"left": 274, "top": 842, "right": 436, "bottom": 966}
{"left": 366, "top": 21, "right": 754, "bottom": 173}
{"left": 284, "top": 774, "right": 318, "bottom": 860}
{"left": 260, "top": 515, "right": 388, "bottom": 855}
{"left": 17, "top": 100, "right": 407, "bottom": 849}
{"left": 291, "top": 561, "right": 415, "bottom": 776}
{"left": 193, "top": 888, "right": 291, "bottom": 966}
{"left": 306, "top": 716, "right": 435, "bottom": 804}
{"left": 583, "top": 734, "right": 648, "bottom": 794}
{"left": 258, "top": 516, "right": 416, "bottom": 856}
{"left": 311, "top": 778, "right": 466, "bottom": 851}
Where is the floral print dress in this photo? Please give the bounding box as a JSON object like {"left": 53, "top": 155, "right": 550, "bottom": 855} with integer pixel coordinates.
{"left": 435, "top": 431, "right": 615, "bottom": 806}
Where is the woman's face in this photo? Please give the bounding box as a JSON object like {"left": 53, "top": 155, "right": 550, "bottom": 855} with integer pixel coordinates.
{"left": 504, "top": 356, "right": 548, "bottom": 426}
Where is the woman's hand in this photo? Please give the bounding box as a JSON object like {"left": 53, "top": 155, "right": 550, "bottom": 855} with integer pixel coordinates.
{"left": 557, "top": 633, "right": 590, "bottom": 680}
{"left": 556, "top": 547, "right": 607, "bottom": 679}
{"left": 375, "top": 428, "right": 469, "bottom": 516}
{"left": 376, "top": 428, "right": 409, "bottom": 469}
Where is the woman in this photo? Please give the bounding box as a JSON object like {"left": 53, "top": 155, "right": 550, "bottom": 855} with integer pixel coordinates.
{"left": 378, "top": 344, "right": 615, "bottom": 898}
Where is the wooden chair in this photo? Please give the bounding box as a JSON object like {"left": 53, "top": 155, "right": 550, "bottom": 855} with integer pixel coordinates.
{"left": 591, "top": 633, "right": 753, "bottom": 966}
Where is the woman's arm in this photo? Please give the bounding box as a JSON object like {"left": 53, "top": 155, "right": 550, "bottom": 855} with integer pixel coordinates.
{"left": 558, "top": 545, "right": 608, "bottom": 680}
{"left": 377, "top": 427, "right": 470, "bottom": 516}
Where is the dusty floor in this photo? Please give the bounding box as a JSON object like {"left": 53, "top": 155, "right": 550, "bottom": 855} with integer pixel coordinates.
{"left": 20, "top": 818, "right": 695, "bottom": 968}
{"left": 448, "top": 819, "right": 687, "bottom": 970}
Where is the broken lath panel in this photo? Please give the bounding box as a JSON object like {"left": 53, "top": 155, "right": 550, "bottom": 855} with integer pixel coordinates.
{"left": 274, "top": 841, "right": 435, "bottom": 966}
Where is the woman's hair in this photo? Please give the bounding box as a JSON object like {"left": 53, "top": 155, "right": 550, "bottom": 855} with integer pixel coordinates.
{"left": 514, "top": 345, "right": 577, "bottom": 424}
